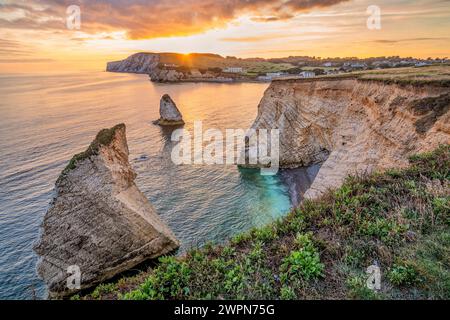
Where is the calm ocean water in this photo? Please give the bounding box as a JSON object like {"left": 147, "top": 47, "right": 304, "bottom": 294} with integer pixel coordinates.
{"left": 0, "top": 71, "right": 319, "bottom": 299}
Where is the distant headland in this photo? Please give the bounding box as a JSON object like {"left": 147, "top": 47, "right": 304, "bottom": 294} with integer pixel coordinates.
{"left": 106, "top": 52, "right": 449, "bottom": 83}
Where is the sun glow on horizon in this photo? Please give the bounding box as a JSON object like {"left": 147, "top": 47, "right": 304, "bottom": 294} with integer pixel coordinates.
{"left": 0, "top": 0, "right": 449, "bottom": 73}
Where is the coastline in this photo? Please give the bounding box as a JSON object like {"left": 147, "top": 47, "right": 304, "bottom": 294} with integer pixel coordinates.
{"left": 106, "top": 70, "right": 271, "bottom": 84}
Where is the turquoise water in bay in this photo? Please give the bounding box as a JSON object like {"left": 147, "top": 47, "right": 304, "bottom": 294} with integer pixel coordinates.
{"left": 0, "top": 72, "right": 317, "bottom": 299}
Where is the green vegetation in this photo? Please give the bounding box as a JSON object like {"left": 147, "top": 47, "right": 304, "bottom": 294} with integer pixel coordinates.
{"left": 243, "top": 62, "right": 294, "bottom": 76}
{"left": 355, "top": 65, "right": 450, "bottom": 86}
{"left": 279, "top": 233, "right": 324, "bottom": 282}
{"left": 157, "top": 52, "right": 294, "bottom": 74}
{"left": 279, "top": 65, "right": 450, "bottom": 87}
{"left": 388, "top": 263, "right": 418, "bottom": 286}
{"left": 81, "top": 145, "right": 449, "bottom": 300}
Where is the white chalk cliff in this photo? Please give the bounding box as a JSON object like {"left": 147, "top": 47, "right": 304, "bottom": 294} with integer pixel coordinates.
{"left": 107, "top": 53, "right": 160, "bottom": 74}
{"left": 249, "top": 77, "right": 450, "bottom": 199}
{"left": 34, "top": 124, "right": 179, "bottom": 298}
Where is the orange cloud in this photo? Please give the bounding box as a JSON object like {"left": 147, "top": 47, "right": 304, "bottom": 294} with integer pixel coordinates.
{"left": 0, "top": 0, "right": 349, "bottom": 39}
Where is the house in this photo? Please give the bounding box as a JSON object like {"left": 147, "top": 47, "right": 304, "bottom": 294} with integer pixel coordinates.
{"left": 299, "top": 71, "right": 315, "bottom": 78}
{"left": 323, "top": 62, "right": 333, "bottom": 67}
{"left": 223, "top": 67, "right": 244, "bottom": 73}
{"left": 372, "top": 60, "right": 395, "bottom": 68}
{"left": 415, "top": 62, "right": 430, "bottom": 67}
{"left": 257, "top": 72, "right": 288, "bottom": 81}
{"left": 266, "top": 72, "right": 284, "bottom": 78}
{"left": 350, "top": 62, "right": 367, "bottom": 69}
{"left": 257, "top": 72, "right": 286, "bottom": 81}
{"left": 257, "top": 75, "right": 272, "bottom": 82}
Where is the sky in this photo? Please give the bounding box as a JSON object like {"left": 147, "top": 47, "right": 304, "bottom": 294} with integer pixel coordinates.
{"left": 0, "top": 0, "right": 449, "bottom": 73}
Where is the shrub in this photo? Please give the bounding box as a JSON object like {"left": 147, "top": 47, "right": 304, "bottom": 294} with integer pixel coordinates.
{"left": 280, "top": 233, "right": 324, "bottom": 282}
{"left": 221, "top": 246, "right": 236, "bottom": 258}
{"left": 253, "top": 225, "right": 278, "bottom": 242}
{"left": 90, "top": 283, "right": 117, "bottom": 299}
{"left": 388, "top": 263, "right": 418, "bottom": 286}
{"left": 346, "top": 276, "right": 380, "bottom": 300}
{"left": 248, "top": 241, "right": 264, "bottom": 262}
{"left": 280, "top": 286, "right": 297, "bottom": 300}
{"left": 344, "top": 246, "right": 366, "bottom": 267}
{"left": 123, "top": 256, "right": 191, "bottom": 300}
{"left": 224, "top": 265, "right": 244, "bottom": 293}
{"left": 358, "top": 218, "right": 408, "bottom": 244}
{"left": 231, "top": 232, "right": 252, "bottom": 246}
{"left": 432, "top": 197, "right": 450, "bottom": 225}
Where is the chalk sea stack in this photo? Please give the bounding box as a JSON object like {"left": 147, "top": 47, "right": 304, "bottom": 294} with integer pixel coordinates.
{"left": 154, "top": 94, "right": 185, "bottom": 126}
{"left": 34, "top": 123, "right": 179, "bottom": 298}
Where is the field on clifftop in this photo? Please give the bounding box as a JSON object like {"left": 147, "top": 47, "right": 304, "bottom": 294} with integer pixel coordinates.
{"left": 321, "top": 65, "right": 450, "bottom": 86}
{"left": 78, "top": 145, "right": 450, "bottom": 300}
{"left": 157, "top": 52, "right": 294, "bottom": 75}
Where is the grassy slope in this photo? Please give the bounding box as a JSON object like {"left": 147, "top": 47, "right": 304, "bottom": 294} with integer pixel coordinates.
{"left": 277, "top": 65, "right": 450, "bottom": 87}
{"left": 156, "top": 54, "right": 450, "bottom": 82}
{"left": 357, "top": 65, "right": 450, "bottom": 87}
{"left": 342, "top": 65, "right": 450, "bottom": 86}
{"left": 158, "top": 53, "right": 294, "bottom": 74}
{"left": 78, "top": 145, "right": 449, "bottom": 300}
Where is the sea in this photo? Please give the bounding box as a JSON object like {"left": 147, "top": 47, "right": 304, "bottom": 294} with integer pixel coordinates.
{"left": 0, "top": 71, "right": 319, "bottom": 299}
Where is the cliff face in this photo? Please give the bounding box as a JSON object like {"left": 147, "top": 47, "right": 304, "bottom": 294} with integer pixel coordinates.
{"left": 250, "top": 78, "right": 450, "bottom": 199}
{"left": 106, "top": 53, "right": 235, "bottom": 82}
{"left": 107, "top": 53, "right": 160, "bottom": 74}
{"left": 34, "top": 124, "right": 179, "bottom": 298}
{"left": 106, "top": 53, "right": 190, "bottom": 82}
{"left": 149, "top": 68, "right": 185, "bottom": 82}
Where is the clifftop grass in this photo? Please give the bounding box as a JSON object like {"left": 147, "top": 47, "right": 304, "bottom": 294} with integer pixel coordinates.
{"left": 357, "top": 65, "right": 450, "bottom": 86}
{"left": 79, "top": 145, "right": 449, "bottom": 300}
{"left": 277, "top": 65, "right": 450, "bottom": 87}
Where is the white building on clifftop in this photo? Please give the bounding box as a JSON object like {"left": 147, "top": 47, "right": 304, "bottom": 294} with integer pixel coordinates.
{"left": 223, "top": 67, "right": 244, "bottom": 73}
{"left": 299, "top": 71, "right": 315, "bottom": 78}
